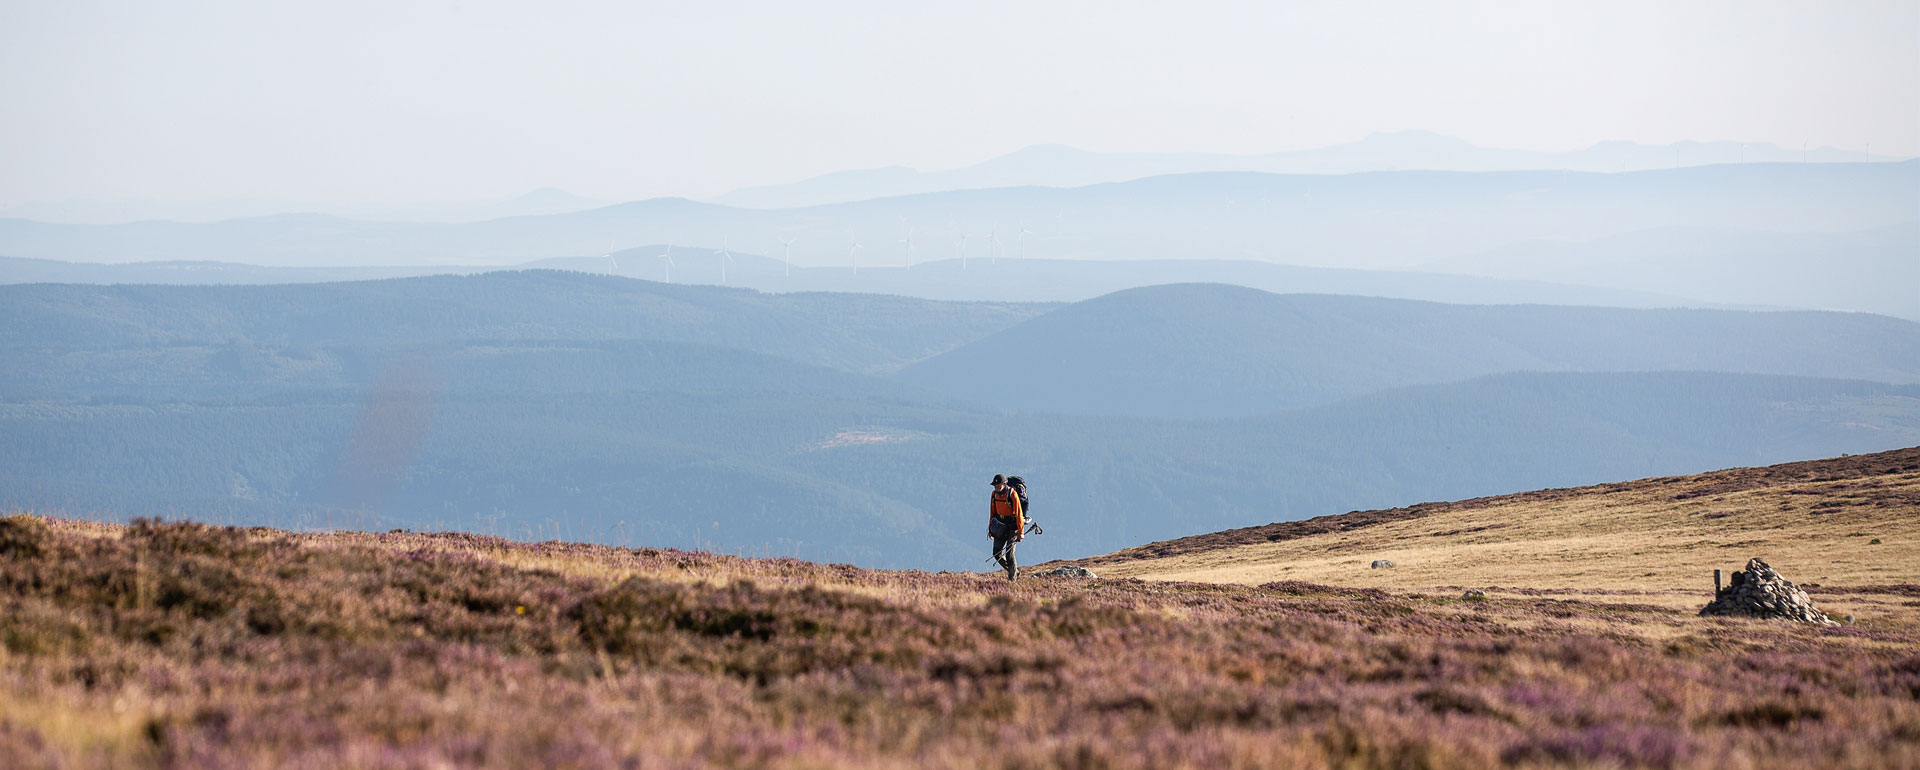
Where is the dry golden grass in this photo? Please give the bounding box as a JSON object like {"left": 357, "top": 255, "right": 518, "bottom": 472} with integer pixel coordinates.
{"left": 1092, "top": 450, "right": 1920, "bottom": 633}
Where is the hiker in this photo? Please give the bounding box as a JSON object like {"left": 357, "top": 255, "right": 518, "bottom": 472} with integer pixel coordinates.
{"left": 988, "top": 473, "right": 1024, "bottom": 579}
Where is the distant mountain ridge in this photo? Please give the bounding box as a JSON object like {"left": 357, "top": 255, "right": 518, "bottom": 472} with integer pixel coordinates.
{"left": 0, "top": 187, "right": 608, "bottom": 226}
{"left": 0, "top": 253, "right": 1706, "bottom": 313}
{"left": 2, "top": 161, "right": 1912, "bottom": 317}
{"left": 715, "top": 131, "right": 1905, "bottom": 208}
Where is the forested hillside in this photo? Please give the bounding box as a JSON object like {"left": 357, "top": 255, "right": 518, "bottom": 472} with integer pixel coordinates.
{"left": 2, "top": 274, "right": 1914, "bottom": 570}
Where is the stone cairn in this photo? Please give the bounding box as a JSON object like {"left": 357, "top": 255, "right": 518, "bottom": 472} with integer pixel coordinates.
{"left": 1699, "top": 558, "right": 1833, "bottom": 624}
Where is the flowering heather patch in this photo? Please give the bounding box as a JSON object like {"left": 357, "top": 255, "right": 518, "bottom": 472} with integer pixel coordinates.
{"left": 2, "top": 513, "right": 1918, "bottom": 769}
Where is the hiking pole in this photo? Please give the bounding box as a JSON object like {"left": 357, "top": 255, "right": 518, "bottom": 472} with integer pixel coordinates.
{"left": 1025, "top": 521, "right": 1043, "bottom": 536}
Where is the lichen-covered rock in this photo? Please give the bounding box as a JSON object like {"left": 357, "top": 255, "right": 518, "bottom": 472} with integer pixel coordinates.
{"left": 1700, "top": 558, "right": 1833, "bottom": 624}
{"left": 1370, "top": 560, "right": 1396, "bottom": 569}
{"left": 1038, "top": 565, "right": 1097, "bottom": 579}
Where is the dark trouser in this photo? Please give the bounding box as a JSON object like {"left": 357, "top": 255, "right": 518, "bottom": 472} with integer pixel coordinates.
{"left": 992, "top": 533, "right": 1018, "bottom": 578}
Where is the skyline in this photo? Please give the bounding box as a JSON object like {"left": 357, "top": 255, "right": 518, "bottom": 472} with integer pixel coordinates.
{"left": 2, "top": 0, "right": 1915, "bottom": 206}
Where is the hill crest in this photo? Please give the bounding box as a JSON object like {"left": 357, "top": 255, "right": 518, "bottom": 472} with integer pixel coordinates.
{"left": 1074, "top": 446, "right": 1920, "bottom": 601}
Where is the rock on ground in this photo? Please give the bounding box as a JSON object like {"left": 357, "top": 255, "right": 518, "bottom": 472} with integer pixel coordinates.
{"left": 1038, "top": 565, "right": 1097, "bottom": 579}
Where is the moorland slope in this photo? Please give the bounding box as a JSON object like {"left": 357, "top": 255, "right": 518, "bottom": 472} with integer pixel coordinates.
{"left": 2, "top": 449, "right": 1917, "bottom": 768}
{"left": 1074, "top": 447, "right": 1920, "bottom": 615}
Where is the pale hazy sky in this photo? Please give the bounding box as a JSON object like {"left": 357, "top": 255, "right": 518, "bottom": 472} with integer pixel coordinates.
{"left": 2, "top": 0, "right": 1914, "bottom": 205}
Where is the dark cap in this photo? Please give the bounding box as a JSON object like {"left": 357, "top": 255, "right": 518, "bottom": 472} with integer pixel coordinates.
{"left": 991, "top": 474, "right": 1006, "bottom": 485}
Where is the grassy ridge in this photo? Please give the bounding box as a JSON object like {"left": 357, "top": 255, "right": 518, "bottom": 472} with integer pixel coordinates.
{"left": 1087, "top": 447, "right": 1920, "bottom": 607}
{"left": 3, "top": 506, "right": 1918, "bottom": 768}
{"left": 1074, "top": 447, "right": 1920, "bottom": 569}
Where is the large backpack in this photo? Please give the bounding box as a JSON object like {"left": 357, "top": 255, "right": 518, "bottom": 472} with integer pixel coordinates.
{"left": 1006, "top": 475, "right": 1030, "bottom": 515}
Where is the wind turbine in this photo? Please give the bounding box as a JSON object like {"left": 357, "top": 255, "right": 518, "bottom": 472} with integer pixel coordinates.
{"left": 714, "top": 237, "right": 734, "bottom": 284}
{"left": 899, "top": 226, "right": 915, "bottom": 268}
{"left": 602, "top": 239, "right": 617, "bottom": 276}
{"left": 657, "top": 245, "right": 675, "bottom": 284}
{"left": 1016, "top": 224, "right": 1033, "bottom": 259}
{"left": 987, "top": 230, "right": 1002, "bottom": 265}
{"left": 846, "top": 233, "right": 862, "bottom": 275}
{"left": 780, "top": 237, "right": 796, "bottom": 276}
{"left": 957, "top": 233, "right": 969, "bottom": 270}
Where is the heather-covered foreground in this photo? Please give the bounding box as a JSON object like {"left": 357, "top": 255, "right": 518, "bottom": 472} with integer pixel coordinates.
{"left": 3, "top": 513, "right": 1918, "bottom": 769}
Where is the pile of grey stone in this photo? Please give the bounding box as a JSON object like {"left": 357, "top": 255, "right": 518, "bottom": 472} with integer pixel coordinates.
{"left": 1699, "top": 558, "right": 1833, "bottom": 624}
{"left": 1038, "top": 565, "right": 1098, "bottom": 579}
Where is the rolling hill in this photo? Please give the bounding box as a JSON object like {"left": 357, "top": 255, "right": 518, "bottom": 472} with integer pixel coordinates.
{"left": 0, "top": 253, "right": 1700, "bottom": 312}
{"left": 898, "top": 284, "right": 1920, "bottom": 418}
{"left": 1421, "top": 223, "right": 1920, "bottom": 320}
{"left": 0, "top": 270, "right": 1050, "bottom": 376}
{"left": 3, "top": 274, "right": 1916, "bottom": 570}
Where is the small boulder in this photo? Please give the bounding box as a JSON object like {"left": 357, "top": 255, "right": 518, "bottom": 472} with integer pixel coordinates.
{"left": 1461, "top": 589, "right": 1487, "bottom": 602}
{"left": 1038, "top": 565, "right": 1097, "bottom": 579}
{"left": 1370, "top": 560, "right": 1396, "bottom": 569}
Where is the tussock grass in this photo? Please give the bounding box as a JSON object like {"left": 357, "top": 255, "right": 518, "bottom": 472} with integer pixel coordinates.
{"left": 1091, "top": 448, "right": 1920, "bottom": 628}
{"left": 2, "top": 453, "right": 1919, "bottom": 768}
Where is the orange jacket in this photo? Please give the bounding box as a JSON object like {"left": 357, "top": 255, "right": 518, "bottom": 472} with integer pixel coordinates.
{"left": 990, "top": 486, "right": 1024, "bottom": 534}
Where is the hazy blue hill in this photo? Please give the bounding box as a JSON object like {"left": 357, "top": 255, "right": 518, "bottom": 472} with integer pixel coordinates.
{"left": 713, "top": 133, "right": 1905, "bottom": 209}
{"left": 0, "top": 337, "right": 948, "bottom": 407}
{"left": 4, "top": 274, "right": 1915, "bottom": 570}
{"left": 0, "top": 256, "right": 484, "bottom": 285}
{"left": 0, "top": 271, "right": 1051, "bottom": 374}
{"left": 0, "top": 253, "right": 1702, "bottom": 313}
{"left": 1420, "top": 223, "right": 1920, "bottom": 320}
{"left": 898, "top": 284, "right": 1920, "bottom": 418}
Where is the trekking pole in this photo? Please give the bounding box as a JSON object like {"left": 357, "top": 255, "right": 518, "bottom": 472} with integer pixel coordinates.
{"left": 1025, "top": 521, "right": 1043, "bottom": 536}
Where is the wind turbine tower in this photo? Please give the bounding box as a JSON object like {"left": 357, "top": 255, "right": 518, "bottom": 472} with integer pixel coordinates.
{"left": 900, "top": 227, "right": 916, "bottom": 268}
{"left": 603, "top": 240, "right": 617, "bottom": 276}
{"left": 781, "top": 237, "right": 796, "bottom": 276}
{"left": 957, "top": 233, "right": 969, "bottom": 270}
{"left": 714, "top": 237, "right": 734, "bottom": 284}
{"left": 1017, "top": 224, "right": 1033, "bottom": 259}
{"left": 657, "top": 245, "right": 676, "bottom": 284}
{"left": 847, "top": 235, "right": 862, "bottom": 276}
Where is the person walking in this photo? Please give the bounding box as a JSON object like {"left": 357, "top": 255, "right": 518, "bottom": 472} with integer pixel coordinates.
{"left": 988, "top": 473, "right": 1024, "bottom": 580}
